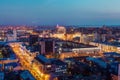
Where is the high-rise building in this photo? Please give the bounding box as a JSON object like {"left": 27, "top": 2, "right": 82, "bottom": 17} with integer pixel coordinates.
{"left": 29, "top": 35, "right": 39, "bottom": 46}
{"left": 13, "top": 29, "right": 17, "bottom": 41}
{"left": 94, "top": 31, "right": 100, "bottom": 41}
{"left": 40, "top": 38, "right": 55, "bottom": 55}
{"left": 101, "top": 34, "right": 106, "bottom": 42}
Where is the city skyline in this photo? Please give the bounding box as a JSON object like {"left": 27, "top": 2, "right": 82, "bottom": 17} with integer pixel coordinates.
{"left": 0, "top": 0, "right": 120, "bottom": 25}
{"left": 0, "top": 20, "right": 120, "bottom": 80}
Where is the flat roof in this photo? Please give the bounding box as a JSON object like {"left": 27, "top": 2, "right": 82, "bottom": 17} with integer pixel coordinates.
{"left": 0, "top": 72, "right": 4, "bottom": 80}
{"left": 39, "top": 37, "right": 62, "bottom": 42}
{"left": 93, "top": 41, "right": 120, "bottom": 47}
{"left": 104, "top": 52, "right": 120, "bottom": 57}
{"left": 35, "top": 55, "right": 51, "bottom": 64}
{"left": 20, "top": 70, "right": 35, "bottom": 80}
{"left": 109, "top": 62, "right": 120, "bottom": 75}
{"left": 0, "top": 57, "right": 16, "bottom": 60}
{"left": 86, "top": 57, "right": 107, "bottom": 68}
{"left": 61, "top": 41, "right": 97, "bottom": 49}
{"left": 5, "top": 62, "right": 18, "bottom": 68}
{"left": 50, "top": 58, "right": 67, "bottom": 65}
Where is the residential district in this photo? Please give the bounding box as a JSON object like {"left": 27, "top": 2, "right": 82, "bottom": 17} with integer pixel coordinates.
{"left": 0, "top": 25, "right": 120, "bottom": 80}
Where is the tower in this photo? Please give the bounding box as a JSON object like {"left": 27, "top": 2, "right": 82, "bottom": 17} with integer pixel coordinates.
{"left": 94, "top": 31, "right": 99, "bottom": 41}
{"left": 13, "top": 29, "right": 17, "bottom": 41}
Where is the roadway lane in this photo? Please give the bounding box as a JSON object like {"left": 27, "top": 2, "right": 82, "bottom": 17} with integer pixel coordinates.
{"left": 9, "top": 43, "right": 50, "bottom": 80}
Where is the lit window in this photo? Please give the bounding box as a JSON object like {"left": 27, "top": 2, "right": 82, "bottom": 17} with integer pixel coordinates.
{"left": 47, "top": 65, "right": 51, "bottom": 68}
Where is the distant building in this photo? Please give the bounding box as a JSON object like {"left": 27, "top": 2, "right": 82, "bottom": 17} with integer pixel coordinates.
{"left": 6, "top": 29, "right": 17, "bottom": 41}
{"left": 0, "top": 30, "right": 5, "bottom": 41}
{"left": 13, "top": 29, "right": 17, "bottom": 41}
{"left": 56, "top": 24, "right": 66, "bottom": 34}
{"left": 94, "top": 31, "right": 100, "bottom": 41}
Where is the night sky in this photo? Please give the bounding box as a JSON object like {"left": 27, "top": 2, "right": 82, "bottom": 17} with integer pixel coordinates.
{"left": 0, "top": 0, "right": 120, "bottom": 25}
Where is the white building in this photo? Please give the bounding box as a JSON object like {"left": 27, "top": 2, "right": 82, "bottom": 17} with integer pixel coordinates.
{"left": 6, "top": 29, "right": 17, "bottom": 41}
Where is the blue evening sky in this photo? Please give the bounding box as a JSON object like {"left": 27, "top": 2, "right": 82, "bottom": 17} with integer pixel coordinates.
{"left": 0, "top": 0, "right": 120, "bottom": 25}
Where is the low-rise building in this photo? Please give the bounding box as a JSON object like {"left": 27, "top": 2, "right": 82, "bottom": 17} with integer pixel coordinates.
{"left": 0, "top": 72, "right": 4, "bottom": 80}
{"left": 34, "top": 55, "right": 52, "bottom": 73}
{"left": 89, "top": 41, "right": 120, "bottom": 53}
{"left": 50, "top": 58, "right": 67, "bottom": 75}
{"left": 20, "top": 70, "right": 36, "bottom": 80}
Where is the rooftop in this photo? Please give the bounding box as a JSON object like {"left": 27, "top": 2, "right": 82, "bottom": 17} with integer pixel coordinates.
{"left": 5, "top": 62, "right": 18, "bottom": 68}
{"left": 93, "top": 41, "right": 120, "bottom": 47}
{"left": 86, "top": 57, "right": 107, "bottom": 69}
{"left": 20, "top": 70, "right": 35, "bottom": 80}
{"left": 61, "top": 41, "right": 97, "bottom": 49}
{"left": 104, "top": 52, "right": 120, "bottom": 57}
{"left": 35, "top": 55, "right": 51, "bottom": 64}
{"left": 49, "top": 58, "right": 67, "bottom": 65}
{"left": 0, "top": 72, "right": 4, "bottom": 80}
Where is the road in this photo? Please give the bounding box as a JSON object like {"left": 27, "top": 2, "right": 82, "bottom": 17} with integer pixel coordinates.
{"left": 9, "top": 43, "right": 50, "bottom": 80}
